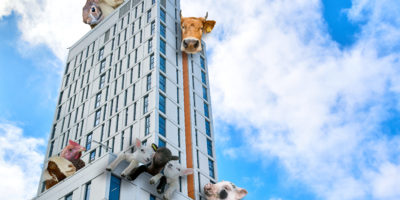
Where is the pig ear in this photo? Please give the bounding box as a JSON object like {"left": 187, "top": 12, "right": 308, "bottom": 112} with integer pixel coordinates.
{"left": 69, "top": 140, "right": 79, "bottom": 146}
{"left": 151, "top": 143, "right": 158, "bottom": 151}
{"left": 181, "top": 168, "right": 194, "bottom": 176}
{"left": 170, "top": 156, "right": 179, "bottom": 161}
{"left": 236, "top": 187, "right": 248, "bottom": 199}
{"left": 135, "top": 138, "right": 141, "bottom": 148}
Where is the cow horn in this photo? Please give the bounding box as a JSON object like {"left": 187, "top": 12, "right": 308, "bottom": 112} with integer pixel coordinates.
{"left": 205, "top": 12, "right": 208, "bottom": 20}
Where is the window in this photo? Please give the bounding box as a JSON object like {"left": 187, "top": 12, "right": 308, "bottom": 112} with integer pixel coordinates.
{"left": 140, "top": 30, "right": 143, "bottom": 43}
{"left": 94, "top": 109, "right": 101, "bottom": 126}
{"left": 56, "top": 106, "right": 62, "bottom": 120}
{"left": 143, "top": 95, "right": 149, "bottom": 114}
{"left": 58, "top": 91, "right": 64, "bottom": 105}
{"left": 200, "top": 57, "right": 205, "bottom": 69}
{"left": 95, "top": 93, "right": 101, "bottom": 108}
{"left": 109, "top": 53, "right": 113, "bottom": 66}
{"left": 160, "top": 39, "right": 166, "bottom": 54}
{"left": 48, "top": 141, "right": 54, "bottom": 157}
{"left": 146, "top": 74, "right": 152, "bottom": 91}
{"left": 205, "top": 120, "right": 211, "bottom": 136}
{"left": 147, "top": 10, "right": 151, "bottom": 23}
{"left": 160, "top": 23, "right": 166, "bottom": 38}
{"left": 120, "top": 131, "right": 124, "bottom": 151}
{"left": 207, "top": 139, "right": 213, "bottom": 156}
{"left": 204, "top": 102, "right": 209, "bottom": 118}
{"left": 86, "top": 132, "right": 92, "bottom": 150}
{"left": 65, "top": 193, "right": 73, "bottom": 200}
{"left": 115, "top": 114, "right": 119, "bottom": 132}
{"left": 109, "top": 175, "right": 121, "bottom": 200}
{"left": 160, "top": 56, "right": 166, "bottom": 72}
{"left": 196, "top": 150, "right": 200, "bottom": 167}
{"left": 99, "top": 47, "right": 104, "bottom": 61}
{"left": 201, "top": 71, "right": 207, "bottom": 84}
{"left": 152, "top": 0, "right": 155, "bottom": 4}
{"left": 159, "top": 115, "right": 166, "bottom": 136}
{"left": 132, "top": 35, "right": 136, "bottom": 49}
{"left": 150, "top": 194, "right": 156, "bottom": 200}
{"left": 84, "top": 182, "right": 91, "bottom": 200}
{"left": 111, "top": 38, "right": 115, "bottom": 50}
{"left": 145, "top": 115, "right": 150, "bottom": 136}
{"left": 209, "top": 159, "right": 215, "bottom": 178}
{"left": 151, "top": 21, "right": 155, "bottom": 35}
{"left": 159, "top": 138, "right": 166, "bottom": 147}
{"left": 89, "top": 150, "right": 96, "bottom": 162}
{"left": 149, "top": 54, "right": 155, "bottom": 69}
{"left": 148, "top": 39, "right": 153, "bottom": 53}
{"left": 160, "top": 9, "right": 166, "bottom": 23}
{"left": 159, "top": 94, "right": 166, "bottom": 114}
{"left": 203, "top": 86, "right": 208, "bottom": 100}
{"left": 99, "top": 74, "right": 106, "bottom": 89}
{"left": 160, "top": 74, "right": 166, "bottom": 92}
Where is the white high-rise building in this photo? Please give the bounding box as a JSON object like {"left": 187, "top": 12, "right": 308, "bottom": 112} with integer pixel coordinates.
{"left": 34, "top": 0, "right": 217, "bottom": 199}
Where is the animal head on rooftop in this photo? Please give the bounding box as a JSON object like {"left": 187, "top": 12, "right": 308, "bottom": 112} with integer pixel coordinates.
{"left": 180, "top": 11, "right": 216, "bottom": 54}
{"left": 134, "top": 138, "right": 155, "bottom": 164}
{"left": 151, "top": 144, "right": 179, "bottom": 168}
{"left": 82, "top": 0, "right": 104, "bottom": 28}
{"left": 61, "top": 140, "right": 86, "bottom": 161}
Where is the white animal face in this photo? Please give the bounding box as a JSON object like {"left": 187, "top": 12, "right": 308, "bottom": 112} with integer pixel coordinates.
{"left": 164, "top": 161, "right": 193, "bottom": 179}
{"left": 204, "top": 181, "right": 247, "bottom": 200}
{"left": 134, "top": 138, "right": 155, "bottom": 164}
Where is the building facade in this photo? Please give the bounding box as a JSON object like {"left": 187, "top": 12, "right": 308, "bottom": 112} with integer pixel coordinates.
{"left": 35, "top": 0, "right": 217, "bottom": 199}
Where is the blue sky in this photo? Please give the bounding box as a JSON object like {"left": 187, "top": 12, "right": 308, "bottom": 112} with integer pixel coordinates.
{"left": 1, "top": 0, "right": 400, "bottom": 200}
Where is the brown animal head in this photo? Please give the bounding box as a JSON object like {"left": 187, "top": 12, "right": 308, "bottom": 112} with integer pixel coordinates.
{"left": 180, "top": 12, "right": 216, "bottom": 54}
{"left": 83, "top": 0, "right": 103, "bottom": 28}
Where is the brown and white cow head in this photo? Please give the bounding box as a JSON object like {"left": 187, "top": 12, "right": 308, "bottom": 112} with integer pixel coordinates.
{"left": 180, "top": 12, "right": 216, "bottom": 54}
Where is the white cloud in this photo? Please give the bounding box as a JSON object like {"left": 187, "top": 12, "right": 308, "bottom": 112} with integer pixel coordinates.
{"left": 182, "top": 0, "right": 400, "bottom": 199}
{"left": 0, "top": 123, "right": 45, "bottom": 200}
{"left": 0, "top": 0, "right": 90, "bottom": 61}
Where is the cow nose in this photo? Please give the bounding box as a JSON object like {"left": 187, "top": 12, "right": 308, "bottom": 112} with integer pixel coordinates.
{"left": 183, "top": 40, "right": 188, "bottom": 48}
{"left": 194, "top": 40, "right": 199, "bottom": 48}
{"left": 183, "top": 39, "right": 200, "bottom": 49}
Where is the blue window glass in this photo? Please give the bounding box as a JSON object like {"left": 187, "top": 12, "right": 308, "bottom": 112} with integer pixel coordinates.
{"left": 159, "top": 138, "right": 166, "bottom": 147}
{"left": 160, "top": 74, "right": 166, "bottom": 92}
{"left": 65, "top": 193, "right": 73, "bottom": 200}
{"left": 203, "top": 86, "right": 208, "bottom": 100}
{"left": 208, "top": 159, "right": 215, "bottom": 178}
{"left": 145, "top": 115, "right": 150, "bottom": 136}
{"left": 159, "top": 115, "right": 166, "bottom": 136}
{"left": 205, "top": 120, "right": 211, "bottom": 136}
{"left": 160, "top": 23, "right": 166, "bottom": 38}
{"left": 150, "top": 54, "right": 154, "bottom": 69}
{"left": 159, "top": 94, "right": 166, "bottom": 113}
{"left": 207, "top": 139, "right": 213, "bottom": 157}
{"left": 204, "top": 103, "right": 209, "bottom": 118}
{"left": 160, "top": 9, "right": 166, "bottom": 23}
{"left": 160, "top": 56, "right": 166, "bottom": 72}
{"left": 86, "top": 133, "right": 92, "bottom": 150}
{"left": 200, "top": 57, "right": 205, "bottom": 69}
{"left": 109, "top": 175, "right": 121, "bottom": 200}
{"left": 84, "top": 182, "right": 91, "bottom": 200}
{"left": 90, "top": 150, "right": 96, "bottom": 163}
{"left": 160, "top": 39, "right": 166, "bottom": 55}
{"left": 150, "top": 194, "right": 156, "bottom": 200}
{"left": 201, "top": 71, "right": 206, "bottom": 84}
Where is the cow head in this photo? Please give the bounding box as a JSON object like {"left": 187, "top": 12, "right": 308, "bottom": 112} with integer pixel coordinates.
{"left": 180, "top": 12, "right": 216, "bottom": 54}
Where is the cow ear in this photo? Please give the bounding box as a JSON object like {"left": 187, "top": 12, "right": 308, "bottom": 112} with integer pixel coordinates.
{"left": 151, "top": 143, "right": 158, "bottom": 151}
{"left": 135, "top": 138, "right": 141, "bottom": 148}
{"left": 181, "top": 168, "right": 194, "bottom": 176}
{"left": 170, "top": 156, "right": 179, "bottom": 161}
{"left": 236, "top": 188, "right": 248, "bottom": 199}
{"left": 204, "top": 20, "right": 216, "bottom": 33}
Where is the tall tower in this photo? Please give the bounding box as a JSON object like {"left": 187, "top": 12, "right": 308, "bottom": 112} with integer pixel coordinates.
{"left": 35, "top": 0, "right": 217, "bottom": 199}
